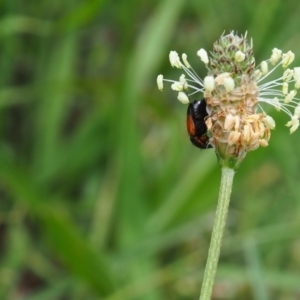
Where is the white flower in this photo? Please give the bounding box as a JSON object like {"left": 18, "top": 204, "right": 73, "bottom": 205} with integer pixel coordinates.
{"left": 157, "top": 34, "right": 300, "bottom": 135}
{"left": 179, "top": 74, "right": 188, "bottom": 89}
{"left": 282, "top": 83, "right": 288, "bottom": 95}
{"left": 177, "top": 92, "right": 190, "bottom": 104}
{"left": 157, "top": 75, "right": 163, "bottom": 91}
{"left": 295, "top": 77, "right": 300, "bottom": 89}
{"left": 270, "top": 48, "right": 282, "bottom": 65}
{"left": 282, "top": 51, "right": 295, "bottom": 68}
{"left": 293, "top": 67, "right": 300, "bottom": 80}
{"left": 171, "top": 82, "right": 184, "bottom": 92}
{"left": 272, "top": 97, "right": 281, "bottom": 111}
{"left": 254, "top": 69, "right": 262, "bottom": 80}
{"left": 259, "top": 139, "right": 269, "bottom": 147}
{"left": 263, "top": 115, "right": 276, "bottom": 129}
{"left": 257, "top": 49, "right": 300, "bottom": 133}
{"left": 182, "top": 53, "right": 191, "bottom": 68}
{"left": 197, "top": 48, "right": 209, "bottom": 64}
{"left": 294, "top": 106, "right": 300, "bottom": 118}
{"left": 204, "top": 76, "right": 215, "bottom": 92}
{"left": 261, "top": 61, "right": 268, "bottom": 75}
{"left": 284, "top": 90, "right": 297, "bottom": 103}
{"left": 235, "top": 50, "right": 246, "bottom": 62}
{"left": 215, "top": 73, "right": 231, "bottom": 85}
{"left": 286, "top": 116, "right": 299, "bottom": 133}
{"left": 283, "top": 69, "right": 293, "bottom": 82}
{"left": 169, "top": 51, "right": 181, "bottom": 68}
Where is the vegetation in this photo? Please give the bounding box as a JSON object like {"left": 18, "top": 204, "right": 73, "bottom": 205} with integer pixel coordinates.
{"left": 0, "top": 0, "right": 300, "bottom": 299}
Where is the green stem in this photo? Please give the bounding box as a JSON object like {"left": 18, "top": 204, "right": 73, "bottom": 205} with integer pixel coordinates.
{"left": 199, "top": 167, "right": 235, "bottom": 300}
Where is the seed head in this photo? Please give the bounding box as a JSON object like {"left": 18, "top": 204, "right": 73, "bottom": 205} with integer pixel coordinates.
{"left": 157, "top": 31, "right": 300, "bottom": 169}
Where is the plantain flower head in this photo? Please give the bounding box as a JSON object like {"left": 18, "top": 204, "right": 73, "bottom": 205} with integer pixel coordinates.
{"left": 157, "top": 32, "right": 300, "bottom": 169}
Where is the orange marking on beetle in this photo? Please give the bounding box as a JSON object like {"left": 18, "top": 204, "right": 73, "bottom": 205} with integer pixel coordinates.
{"left": 186, "top": 114, "right": 196, "bottom": 136}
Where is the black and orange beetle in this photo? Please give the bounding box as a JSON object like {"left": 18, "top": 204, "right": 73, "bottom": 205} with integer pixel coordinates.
{"left": 186, "top": 99, "right": 212, "bottom": 149}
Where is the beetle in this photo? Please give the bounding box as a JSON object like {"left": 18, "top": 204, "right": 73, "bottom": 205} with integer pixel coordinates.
{"left": 186, "top": 99, "right": 212, "bottom": 149}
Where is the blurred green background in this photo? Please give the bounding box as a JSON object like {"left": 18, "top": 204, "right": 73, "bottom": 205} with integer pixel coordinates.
{"left": 1, "top": 0, "right": 300, "bottom": 299}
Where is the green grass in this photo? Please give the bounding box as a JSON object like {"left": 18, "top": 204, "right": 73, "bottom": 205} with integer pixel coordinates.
{"left": 1, "top": 0, "right": 300, "bottom": 299}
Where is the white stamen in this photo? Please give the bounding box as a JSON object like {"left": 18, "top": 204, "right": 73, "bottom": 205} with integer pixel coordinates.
{"left": 286, "top": 115, "right": 299, "bottom": 133}
{"left": 263, "top": 115, "right": 276, "bottom": 129}
{"left": 157, "top": 74, "right": 163, "bottom": 91}
{"left": 203, "top": 76, "right": 215, "bottom": 92}
{"left": 179, "top": 74, "right": 188, "bottom": 90}
{"left": 254, "top": 69, "right": 262, "bottom": 80}
{"left": 259, "top": 139, "right": 269, "bottom": 147}
{"left": 282, "top": 82, "right": 288, "bottom": 95}
{"left": 295, "top": 77, "right": 300, "bottom": 89}
{"left": 284, "top": 90, "right": 296, "bottom": 103}
{"left": 169, "top": 51, "right": 182, "bottom": 68}
{"left": 171, "top": 82, "right": 184, "bottom": 92}
{"left": 272, "top": 97, "right": 281, "bottom": 111}
{"left": 293, "top": 67, "right": 300, "bottom": 81}
{"left": 282, "top": 51, "right": 295, "bottom": 68}
{"left": 283, "top": 69, "right": 293, "bottom": 82}
{"left": 215, "top": 73, "right": 231, "bottom": 85}
{"left": 197, "top": 48, "right": 209, "bottom": 64}
{"left": 270, "top": 48, "right": 282, "bottom": 65}
{"left": 177, "top": 92, "right": 190, "bottom": 104}
{"left": 261, "top": 61, "right": 268, "bottom": 75}
{"left": 235, "top": 50, "right": 246, "bottom": 62}
{"left": 182, "top": 53, "right": 191, "bottom": 68}
{"left": 294, "top": 106, "right": 300, "bottom": 118}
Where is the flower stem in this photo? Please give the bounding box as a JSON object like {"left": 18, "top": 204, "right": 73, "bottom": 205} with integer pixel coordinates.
{"left": 199, "top": 167, "right": 235, "bottom": 300}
